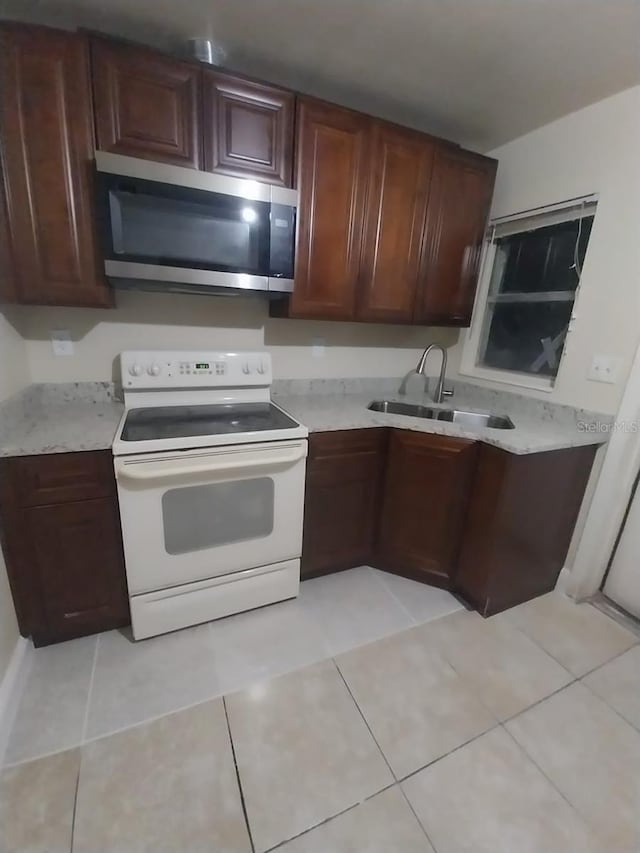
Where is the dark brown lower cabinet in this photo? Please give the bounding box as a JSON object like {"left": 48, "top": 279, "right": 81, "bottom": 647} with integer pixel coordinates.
{"left": 301, "top": 429, "right": 386, "bottom": 579}
{"left": 455, "top": 443, "right": 597, "bottom": 616}
{"left": 0, "top": 451, "right": 130, "bottom": 646}
{"left": 376, "top": 430, "right": 478, "bottom": 588}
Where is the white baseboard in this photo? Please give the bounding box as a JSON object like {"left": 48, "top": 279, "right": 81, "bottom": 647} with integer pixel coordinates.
{"left": 0, "top": 637, "right": 32, "bottom": 766}
{"left": 555, "top": 566, "right": 572, "bottom": 594}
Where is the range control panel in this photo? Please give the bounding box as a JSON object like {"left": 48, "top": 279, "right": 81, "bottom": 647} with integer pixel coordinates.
{"left": 120, "top": 351, "right": 273, "bottom": 389}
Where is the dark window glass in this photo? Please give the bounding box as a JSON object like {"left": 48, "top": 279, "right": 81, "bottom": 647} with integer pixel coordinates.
{"left": 497, "top": 217, "right": 593, "bottom": 294}
{"left": 483, "top": 301, "right": 574, "bottom": 377}
{"left": 479, "top": 215, "right": 595, "bottom": 379}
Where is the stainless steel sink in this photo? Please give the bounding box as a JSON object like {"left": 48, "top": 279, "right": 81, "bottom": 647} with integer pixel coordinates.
{"left": 368, "top": 400, "right": 515, "bottom": 430}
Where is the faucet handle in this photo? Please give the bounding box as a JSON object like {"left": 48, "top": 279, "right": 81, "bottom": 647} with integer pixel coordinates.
{"left": 441, "top": 386, "right": 454, "bottom": 399}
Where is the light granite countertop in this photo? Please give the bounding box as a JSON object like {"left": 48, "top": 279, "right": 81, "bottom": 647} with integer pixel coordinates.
{"left": 273, "top": 375, "right": 612, "bottom": 455}
{"left": 0, "top": 384, "right": 124, "bottom": 458}
{"left": 274, "top": 392, "right": 608, "bottom": 455}
{"left": 0, "top": 378, "right": 611, "bottom": 458}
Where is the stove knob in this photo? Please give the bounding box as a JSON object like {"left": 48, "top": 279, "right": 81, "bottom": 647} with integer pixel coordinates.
{"left": 129, "top": 363, "right": 144, "bottom": 377}
{"left": 242, "top": 363, "right": 251, "bottom": 375}
{"left": 257, "top": 362, "right": 265, "bottom": 375}
{"left": 147, "top": 364, "right": 161, "bottom": 377}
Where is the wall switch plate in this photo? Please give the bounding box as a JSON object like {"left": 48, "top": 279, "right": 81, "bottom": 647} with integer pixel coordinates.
{"left": 311, "top": 338, "right": 326, "bottom": 358}
{"left": 588, "top": 354, "right": 621, "bottom": 384}
{"left": 51, "top": 329, "right": 74, "bottom": 356}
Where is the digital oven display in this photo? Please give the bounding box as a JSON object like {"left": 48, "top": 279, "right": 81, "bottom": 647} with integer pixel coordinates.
{"left": 195, "top": 363, "right": 209, "bottom": 370}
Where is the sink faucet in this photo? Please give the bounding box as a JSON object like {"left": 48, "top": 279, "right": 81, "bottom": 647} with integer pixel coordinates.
{"left": 398, "top": 344, "right": 454, "bottom": 403}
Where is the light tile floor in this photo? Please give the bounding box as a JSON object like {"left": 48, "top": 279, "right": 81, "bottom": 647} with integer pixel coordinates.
{"left": 1, "top": 572, "right": 639, "bottom": 853}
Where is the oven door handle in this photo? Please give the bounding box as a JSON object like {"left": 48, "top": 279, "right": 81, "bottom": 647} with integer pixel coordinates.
{"left": 115, "top": 443, "right": 307, "bottom": 482}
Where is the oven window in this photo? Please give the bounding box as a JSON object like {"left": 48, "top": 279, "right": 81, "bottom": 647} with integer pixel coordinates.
{"left": 161, "top": 477, "right": 274, "bottom": 555}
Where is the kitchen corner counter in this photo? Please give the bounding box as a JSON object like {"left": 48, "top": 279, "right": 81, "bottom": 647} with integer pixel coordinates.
{"left": 274, "top": 381, "right": 612, "bottom": 456}
{"left": 0, "top": 384, "right": 124, "bottom": 458}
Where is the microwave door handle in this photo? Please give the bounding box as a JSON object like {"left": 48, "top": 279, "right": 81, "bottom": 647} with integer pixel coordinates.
{"left": 115, "top": 444, "right": 307, "bottom": 482}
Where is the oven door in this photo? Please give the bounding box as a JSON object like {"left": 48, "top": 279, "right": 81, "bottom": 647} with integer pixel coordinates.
{"left": 114, "top": 440, "right": 307, "bottom": 595}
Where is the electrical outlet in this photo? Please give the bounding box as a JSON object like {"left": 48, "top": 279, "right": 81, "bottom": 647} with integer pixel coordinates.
{"left": 588, "top": 354, "right": 621, "bottom": 384}
{"left": 311, "top": 338, "right": 326, "bottom": 358}
{"left": 51, "top": 330, "right": 74, "bottom": 356}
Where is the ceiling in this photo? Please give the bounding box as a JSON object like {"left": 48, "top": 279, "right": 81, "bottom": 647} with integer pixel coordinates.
{"left": 2, "top": 0, "right": 639, "bottom": 151}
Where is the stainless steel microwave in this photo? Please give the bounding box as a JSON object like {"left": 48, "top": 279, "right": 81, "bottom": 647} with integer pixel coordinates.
{"left": 94, "top": 152, "right": 297, "bottom": 295}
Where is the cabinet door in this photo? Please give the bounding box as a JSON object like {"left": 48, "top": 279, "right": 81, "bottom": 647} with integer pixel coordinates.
{"left": 0, "top": 24, "right": 109, "bottom": 307}
{"left": 456, "top": 444, "right": 596, "bottom": 616}
{"left": 29, "top": 498, "right": 129, "bottom": 644}
{"left": 203, "top": 72, "right": 294, "bottom": 185}
{"left": 377, "top": 430, "right": 478, "bottom": 587}
{"left": 290, "top": 98, "right": 370, "bottom": 319}
{"left": 302, "top": 430, "right": 386, "bottom": 578}
{"left": 91, "top": 38, "right": 201, "bottom": 169}
{"left": 357, "top": 122, "right": 434, "bottom": 323}
{"left": 416, "top": 148, "right": 496, "bottom": 326}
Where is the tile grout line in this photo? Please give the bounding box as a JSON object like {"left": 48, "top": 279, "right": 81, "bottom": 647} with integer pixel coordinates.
{"left": 499, "top": 722, "right": 600, "bottom": 837}
{"left": 331, "top": 657, "right": 397, "bottom": 782}
{"left": 3, "top": 691, "right": 224, "bottom": 770}
{"left": 397, "top": 783, "right": 443, "bottom": 853}
{"left": 496, "top": 594, "right": 640, "bottom": 675}
{"left": 80, "top": 634, "right": 100, "bottom": 744}
{"left": 499, "top": 677, "right": 579, "bottom": 727}
{"left": 489, "top": 612, "right": 577, "bottom": 677}
{"left": 366, "top": 566, "right": 418, "bottom": 626}
{"left": 68, "top": 752, "right": 82, "bottom": 853}
{"left": 577, "top": 641, "right": 639, "bottom": 679}
{"left": 577, "top": 673, "right": 640, "bottom": 735}
{"left": 331, "top": 657, "right": 440, "bottom": 852}
{"left": 367, "top": 566, "right": 465, "bottom": 630}
{"left": 263, "top": 779, "right": 401, "bottom": 852}
{"left": 222, "top": 695, "right": 256, "bottom": 853}
{"left": 396, "top": 723, "right": 501, "bottom": 787}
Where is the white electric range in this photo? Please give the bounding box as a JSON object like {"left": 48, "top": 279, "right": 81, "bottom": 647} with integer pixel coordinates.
{"left": 112, "top": 350, "right": 308, "bottom": 640}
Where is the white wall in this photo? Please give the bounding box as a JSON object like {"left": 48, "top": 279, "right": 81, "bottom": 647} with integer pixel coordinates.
{"left": 14, "top": 290, "right": 457, "bottom": 385}
{"left": 0, "top": 307, "right": 28, "bottom": 684}
{"left": 448, "top": 85, "right": 640, "bottom": 416}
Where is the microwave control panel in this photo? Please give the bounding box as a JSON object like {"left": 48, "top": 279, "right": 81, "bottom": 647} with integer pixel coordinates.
{"left": 120, "top": 351, "right": 273, "bottom": 389}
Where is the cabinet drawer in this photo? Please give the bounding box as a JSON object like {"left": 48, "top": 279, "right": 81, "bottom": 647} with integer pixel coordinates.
{"left": 5, "top": 451, "right": 115, "bottom": 507}
{"left": 308, "top": 428, "right": 387, "bottom": 463}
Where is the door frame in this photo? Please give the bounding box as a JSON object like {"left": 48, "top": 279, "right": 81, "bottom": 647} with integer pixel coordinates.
{"left": 566, "top": 338, "right": 640, "bottom": 601}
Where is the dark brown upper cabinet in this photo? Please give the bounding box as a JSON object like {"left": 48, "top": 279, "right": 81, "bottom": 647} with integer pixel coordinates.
{"left": 0, "top": 24, "right": 110, "bottom": 307}
{"left": 203, "top": 72, "right": 294, "bottom": 186}
{"left": 91, "top": 37, "right": 202, "bottom": 169}
{"left": 279, "top": 99, "right": 496, "bottom": 326}
{"left": 357, "top": 122, "right": 435, "bottom": 323}
{"left": 416, "top": 147, "right": 497, "bottom": 326}
{"left": 288, "top": 97, "right": 371, "bottom": 320}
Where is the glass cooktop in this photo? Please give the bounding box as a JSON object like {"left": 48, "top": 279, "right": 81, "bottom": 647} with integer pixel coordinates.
{"left": 121, "top": 402, "right": 299, "bottom": 442}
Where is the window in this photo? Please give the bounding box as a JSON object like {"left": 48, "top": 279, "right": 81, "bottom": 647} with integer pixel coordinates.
{"left": 465, "top": 198, "right": 597, "bottom": 387}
